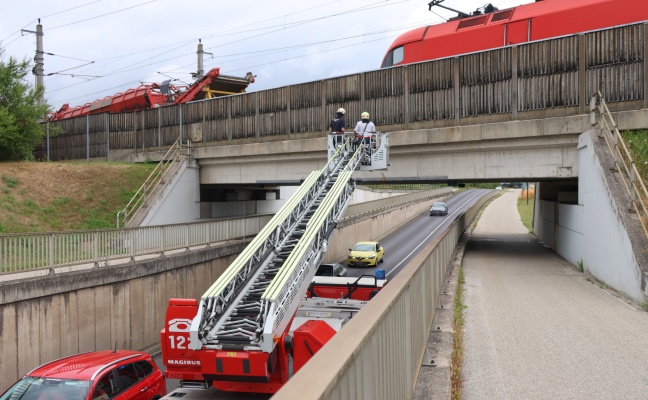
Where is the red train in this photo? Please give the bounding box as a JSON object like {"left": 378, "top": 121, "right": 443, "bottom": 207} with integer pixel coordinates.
{"left": 382, "top": 0, "right": 648, "bottom": 68}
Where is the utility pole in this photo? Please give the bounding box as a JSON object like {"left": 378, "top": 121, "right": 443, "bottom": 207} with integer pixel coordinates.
{"left": 22, "top": 19, "right": 44, "bottom": 106}
{"left": 193, "top": 39, "right": 212, "bottom": 80}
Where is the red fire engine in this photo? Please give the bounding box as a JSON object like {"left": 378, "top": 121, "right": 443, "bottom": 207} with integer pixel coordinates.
{"left": 160, "top": 135, "right": 391, "bottom": 398}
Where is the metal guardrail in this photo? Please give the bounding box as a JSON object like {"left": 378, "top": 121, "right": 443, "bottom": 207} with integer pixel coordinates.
{"left": 116, "top": 137, "right": 192, "bottom": 228}
{"left": 0, "top": 188, "right": 444, "bottom": 275}
{"left": 344, "top": 187, "right": 453, "bottom": 219}
{"left": 0, "top": 216, "right": 271, "bottom": 274}
{"left": 367, "top": 184, "right": 444, "bottom": 191}
{"left": 590, "top": 91, "right": 648, "bottom": 238}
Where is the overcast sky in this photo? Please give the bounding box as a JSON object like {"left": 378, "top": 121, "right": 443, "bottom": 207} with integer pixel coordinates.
{"left": 1, "top": 0, "right": 533, "bottom": 111}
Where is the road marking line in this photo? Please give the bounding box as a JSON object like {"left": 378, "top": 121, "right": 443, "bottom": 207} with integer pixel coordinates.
{"left": 386, "top": 190, "right": 487, "bottom": 278}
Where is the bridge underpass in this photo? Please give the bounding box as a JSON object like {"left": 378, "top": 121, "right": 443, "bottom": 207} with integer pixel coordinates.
{"left": 131, "top": 98, "right": 648, "bottom": 301}
{"left": 9, "top": 21, "right": 648, "bottom": 398}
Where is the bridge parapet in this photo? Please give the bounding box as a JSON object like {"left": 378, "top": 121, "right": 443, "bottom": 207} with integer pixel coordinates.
{"left": 40, "top": 23, "right": 648, "bottom": 161}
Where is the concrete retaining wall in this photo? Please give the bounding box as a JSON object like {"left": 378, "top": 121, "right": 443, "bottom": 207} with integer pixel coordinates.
{"left": 0, "top": 242, "right": 246, "bottom": 388}
{"left": 142, "top": 159, "right": 201, "bottom": 226}
{"left": 349, "top": 187, "right": 407, "bottom": 204}
{"left": 0, "top": 191, "right": 444, "bottom": 388}
{"left": 534, "top": 131, "right": 646, "bottom": 301}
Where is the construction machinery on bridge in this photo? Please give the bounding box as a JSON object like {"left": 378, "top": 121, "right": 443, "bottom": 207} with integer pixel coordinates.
{"left": 49, "top": 68, "right": 255, "bottom": 121}
{"left": 160, "top": 134, "right": 389, "bottom": 397}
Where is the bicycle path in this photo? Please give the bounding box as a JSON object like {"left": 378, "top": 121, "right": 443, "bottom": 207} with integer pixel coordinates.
{"left": 462, "top": 189, "right": 648, "bottom": 399}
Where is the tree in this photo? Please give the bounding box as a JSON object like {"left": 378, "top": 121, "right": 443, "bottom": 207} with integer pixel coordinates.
{"left": 0, "top": 48, "right": 49, "bottom": 161}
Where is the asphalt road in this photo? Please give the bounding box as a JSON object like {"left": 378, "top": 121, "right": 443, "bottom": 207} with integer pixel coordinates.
{"left": 154, "top": 188, "right": 492, "bottom": 396}
{"left": 462, "top": 189, "right": 648, "bottom": 399}
{"left": 344, "top": 189, "right": 491, "bottom": 279}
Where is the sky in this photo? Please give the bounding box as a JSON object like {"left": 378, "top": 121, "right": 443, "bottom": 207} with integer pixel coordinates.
{"left": 1, "top": 0, "right": 534, "bottom": 111}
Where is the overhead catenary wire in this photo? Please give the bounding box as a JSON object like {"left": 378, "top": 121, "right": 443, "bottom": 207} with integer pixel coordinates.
{"left": 46, "top": 0, "right": 427, "bottom": 96}
{"left": 48, "top": 0, "right": 159, "bottom": 30}
{"left": 47, "top": 18, "right": 428, "bottom": 99}
{"left": 1, "top": 0, "right": 104, "bottom": 44}
{"left": 51, "top": 0, "right": 417, "bottom": 83}
{"left": 51, "top": 0, "right": 417, "bottom": 81}
{"left": 42, "top": 0, "right": 533, "bottom": 107}
{"left": 49, "top": 31, "right": 403, "bottom": 105}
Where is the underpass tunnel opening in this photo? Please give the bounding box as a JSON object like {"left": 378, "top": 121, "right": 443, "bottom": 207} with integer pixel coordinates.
{"left": 536, "top": 180, "right": 579, "bottom": 205}
{"left": 199, "top": 184, "right": 298, "bottom": 219}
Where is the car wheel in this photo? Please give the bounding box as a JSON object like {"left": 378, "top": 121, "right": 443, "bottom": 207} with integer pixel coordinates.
{"left": 380, "top": 256, "right": 384, "bottom": 264}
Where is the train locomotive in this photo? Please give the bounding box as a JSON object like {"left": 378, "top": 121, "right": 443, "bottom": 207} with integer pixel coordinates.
{"left": 382, "top": 0, "right": 648, "bottom": 68}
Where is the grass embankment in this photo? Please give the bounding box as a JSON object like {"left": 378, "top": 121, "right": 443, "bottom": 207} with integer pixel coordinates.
{"left": 621, "top": 130, "right": 648, "bottom": 224}
{"left": 450, "top": 266, "right": 466, "bottom": 400}
{"left": 621, "top": 130, "right": 648, "bottom": 178}
{"left": 0, "top": 161, "right": 156, "bottom": 233}
{"left": 517, "top": 187, "right": 535, "bottom": 232}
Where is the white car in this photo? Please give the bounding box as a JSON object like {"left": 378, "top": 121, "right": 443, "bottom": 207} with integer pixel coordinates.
{"left": 315, "top": 263, "right": 347, "bottom": 277}
{"left": 496, "top": 186, "right": 503, "bottom": 190}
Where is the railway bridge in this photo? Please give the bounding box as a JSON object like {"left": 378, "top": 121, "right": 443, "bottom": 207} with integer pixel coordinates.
{"left": 45, "top": 22, "right": 648, "bottom": 296}
{"left": 7, "top": 21, "right": 648, "bottom": 398}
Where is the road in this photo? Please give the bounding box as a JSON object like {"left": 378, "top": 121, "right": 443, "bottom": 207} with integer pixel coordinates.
{"left": 462, "top": 189, "right": 648, "bottom": 399}
{"left": 344, "top": 189, "right": 491, "bottom": 278}
{"left": 153, "top": 188, "right": 492, "bottom": 396}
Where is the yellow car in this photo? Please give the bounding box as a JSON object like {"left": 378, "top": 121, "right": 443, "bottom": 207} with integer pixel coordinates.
{"left": 347, "top": 241, "right": 385, "bottom": 267}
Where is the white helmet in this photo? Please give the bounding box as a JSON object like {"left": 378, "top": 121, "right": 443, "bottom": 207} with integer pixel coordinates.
{"left": 337, "top": 108, "right": 346, "bottom": 115}
{"left": 361, "top": 111, "right": 370, "bottom": 119}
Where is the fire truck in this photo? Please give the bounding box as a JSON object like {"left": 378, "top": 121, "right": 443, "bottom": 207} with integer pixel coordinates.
{"left": 382, "top": 0, "right": 648, "bottom": 68}
{"left": 49, "top": 68, "right": 255, "bottom": 121}
{"left": 160, "top": 133, "right": 390, "bottom": 398}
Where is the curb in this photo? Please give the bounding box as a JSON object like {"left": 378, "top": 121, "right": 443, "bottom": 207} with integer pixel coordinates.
{"left": 414, "top": 229, "right": 471, "bottom": 399}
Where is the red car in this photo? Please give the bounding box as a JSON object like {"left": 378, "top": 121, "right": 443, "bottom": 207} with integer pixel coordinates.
{"left": 0, "top": 350, "right": 166, "bottom": 400}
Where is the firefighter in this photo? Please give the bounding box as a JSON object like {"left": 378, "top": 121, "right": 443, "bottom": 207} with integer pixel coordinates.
{"left": 328, "top": 108, "right": 346, "bottom": 147}
{"left": 353, "top": 112, "right": 376, "bottom": 164}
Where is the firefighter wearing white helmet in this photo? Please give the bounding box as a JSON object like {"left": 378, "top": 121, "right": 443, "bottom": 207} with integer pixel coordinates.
{"left": 353, "top": 111, "right": 377, "bottom": 165}
{"left": 328, "top": 107, "right": 346, "bottom": 147}
{"left": 354, "top": 111, "right": 376, "bottom": 146}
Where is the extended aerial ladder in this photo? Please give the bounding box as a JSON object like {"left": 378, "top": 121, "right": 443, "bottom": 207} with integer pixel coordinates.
{"left": 161, "top": 134, "right": 389, "bottom": 396}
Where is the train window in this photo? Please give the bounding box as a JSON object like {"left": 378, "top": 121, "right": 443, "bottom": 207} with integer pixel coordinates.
{"left": 393, "top": 46, "right": 404, "bottom": 65}
{"left": 491, "top": 9, "right": 514, "bottom": 22}
{"left": 457, "top": 15, "right": 488, "bottom": 30}
{"left": 382, "top": 46, "right": 404, "bottom": 68}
